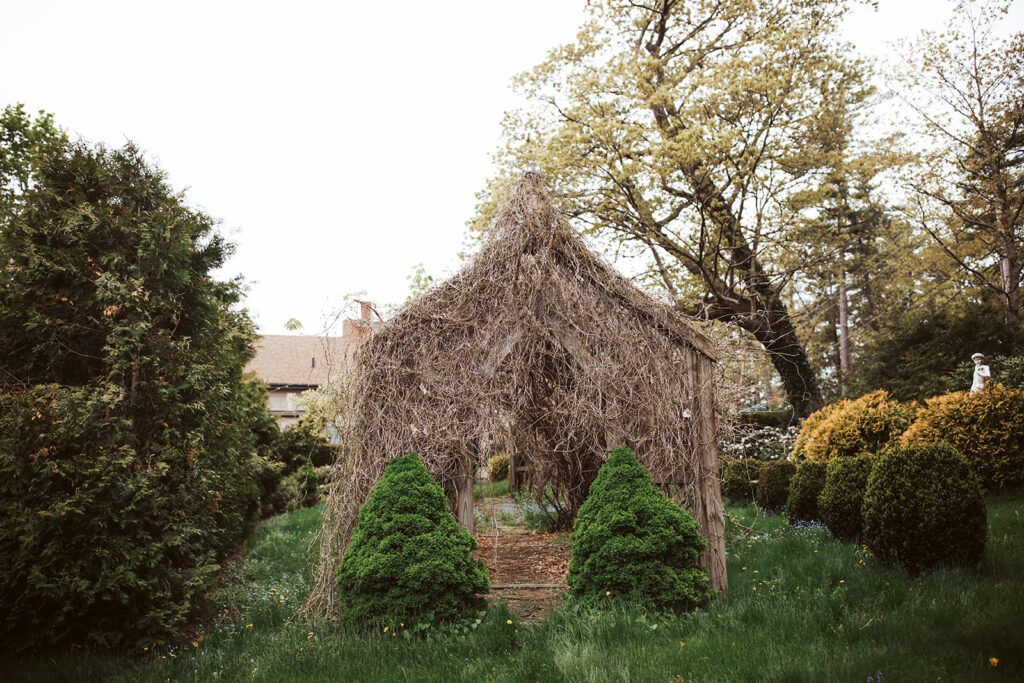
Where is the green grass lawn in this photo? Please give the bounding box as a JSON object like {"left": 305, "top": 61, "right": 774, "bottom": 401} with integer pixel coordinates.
{"left": 474, "top": 478, "right": 511, "bottom": 499}
{"left": 5, "top": 493, "right": 1022, "bottom": 682}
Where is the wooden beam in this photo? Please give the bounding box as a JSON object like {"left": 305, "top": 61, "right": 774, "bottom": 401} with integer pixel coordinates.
{"left": 456, "top": 451, "right": 474, "bottom": 534}
{"left": 693, "top": 358, "right": 728, "bottom": 596}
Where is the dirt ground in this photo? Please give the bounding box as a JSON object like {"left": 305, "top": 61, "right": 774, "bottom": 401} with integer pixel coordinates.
{"left": 472, "top": 493, "right": 571, "bottom": 620}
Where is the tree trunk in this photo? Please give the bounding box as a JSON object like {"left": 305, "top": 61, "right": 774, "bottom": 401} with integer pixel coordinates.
{"left": 838, "top": 270, "right": 851, "bottom": 395}
{"left": 1000, "top": 247, "right": 1022, "bottom": 345}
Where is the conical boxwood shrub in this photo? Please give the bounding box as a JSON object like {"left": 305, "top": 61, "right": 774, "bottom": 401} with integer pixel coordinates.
{"left": 336, "top": 453, "right": 489, "bottom": 628}
{"left": 567, "top": 446, "right": 714, "bottom": 611}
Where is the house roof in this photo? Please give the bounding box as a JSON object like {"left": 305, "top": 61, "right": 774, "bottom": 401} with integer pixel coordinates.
{"left": 245, "top": 334, "right": 358, "bottom": 387}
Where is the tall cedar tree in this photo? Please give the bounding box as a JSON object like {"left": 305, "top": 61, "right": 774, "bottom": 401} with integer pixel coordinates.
{"left": 0, "top": 142, "right": 263, "bottom": 651}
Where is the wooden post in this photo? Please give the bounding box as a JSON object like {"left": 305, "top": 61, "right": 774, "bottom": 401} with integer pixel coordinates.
{"left": 456, "top": 451, "right": 474, "bottom": 534}
{"left": 693, "top": 357, "right": 728, "bottom": 596}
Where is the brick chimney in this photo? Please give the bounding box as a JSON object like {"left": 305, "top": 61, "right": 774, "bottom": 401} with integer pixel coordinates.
{"left": 343, "top": 301, "right": 374, "bottom": 339}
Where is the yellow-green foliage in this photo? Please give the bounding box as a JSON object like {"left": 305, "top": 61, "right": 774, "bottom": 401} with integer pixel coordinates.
{"left": 489, "top": 454, "right": 510, "bottom": 482}
{"left": 900, "top": 385, "right": 1024, "bottom": 490}
{"left": 792, "top": 391, "right": 914, "bottom": 462}
{"left": 791, "top": 401, "right": 844, "bottom": 460}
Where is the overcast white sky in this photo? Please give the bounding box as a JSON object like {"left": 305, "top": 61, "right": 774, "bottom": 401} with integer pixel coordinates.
{"left": 2, "top": 1, "right": 1021, "bottom": 335}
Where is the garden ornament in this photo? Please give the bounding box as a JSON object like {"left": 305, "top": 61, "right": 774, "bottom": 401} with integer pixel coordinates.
{"left": 970, "top": 353, "right": 990, "bottom": 394}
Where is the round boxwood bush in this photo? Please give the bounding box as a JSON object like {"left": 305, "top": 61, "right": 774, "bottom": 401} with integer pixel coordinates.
{"left": 786, "top": 460, "right": 827, "bottom": 524}
{"left": 721, "top": 459, "right": 762, "bottom": 502}
{"left": 755, "top": 460, "right": 796, "bottom": 512}
{"left": 819, "top": 454, "right": 875, "bottom": 540}
{"left": 567, "top": 446, "right": 713, "bottom": 611}
{"left": 336, "top": 453, "right": 489, "bottom": 628}
{"left": 900, "top": 385, "right": 1024, "bottom": 490}
{"left": 862, "top": 443, "right": 986, "bottom": 574}
{"left": 792, "top": 390, "right": 914, "bottom": 462}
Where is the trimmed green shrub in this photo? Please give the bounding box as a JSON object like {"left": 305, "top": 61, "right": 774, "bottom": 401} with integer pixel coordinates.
{"left": 739, "top": 406, "right": 794, "bottom": 429}
{"left": 863, "top": 443, "right": 986, "bottom": 574}
{"left": 901, "top": 385, "right": 1024, "bottom": 490}
{"left": 567, "top": 446, "right": 713, "bottom": 612}
{"left": 0, "top": 143, "right": 264, "bottom": 652}
{"left": 336, "top": 453, "right": 488, "bottom": 628}
{"left": 786, "top": 460, "right": 827, "bottom": 524}
{"left": 790, "top": 401, "right": 844, "bottom": 460}
{"left": 755, "top": 460, "right": 796, "bottom": 513}
{"left": 721, "top": 459, "right": 763, "bottom": 502}
{"left": 819, "top": 454, "right": 875, "bottom": 541}
{"left": 791, "top": 391, "right": 914, "bottom": 462}
{"left": 275, "top": 420, "right": 335, "bottom": 473}
{"left": 489, "top": 454, "right": 510, "bottom": 481}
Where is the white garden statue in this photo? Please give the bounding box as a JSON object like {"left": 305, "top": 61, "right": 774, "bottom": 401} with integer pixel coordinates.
{"left": 970, "top": 353, "right": 991, "bottom": 394}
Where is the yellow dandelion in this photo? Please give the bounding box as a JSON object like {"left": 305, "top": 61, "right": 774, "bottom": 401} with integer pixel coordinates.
{"left": 606, "top": 591, "right": 611, "bottom": 596}
{"left": 506, "top": 620, "right": 513, "bottom": 625}
{"left": 753, "top": 570, "right": 758, "bottom": 574}
{"left": 245, "top": 623, "right": 253, "bottom": 628}
{"left": 839, "top": 580, "right": 845, "bottom": 584}
{"left": 192, "top": 641, "right": 198, "bottom": 648}
{"left": 752, "top": 586, "right": 757, "bottom": 591}
{"left": 741, "top": 566, "right": 747, "bottom": 571}
{"left": 383, "top": 626, "right": 388, "bottom": 632}
{"left": 392, "top": 633, "right": 397, "bottom": 637}
{"left": 143, "top": 647, "right": 148, "bottom": 651}
{"left": 990, "top": 657, "right": 998, "bottom": 667}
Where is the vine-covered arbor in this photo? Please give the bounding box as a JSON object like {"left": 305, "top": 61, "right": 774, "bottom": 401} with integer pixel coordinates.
{"left": 307, "top": 171, "right": 727, "bottom": 616}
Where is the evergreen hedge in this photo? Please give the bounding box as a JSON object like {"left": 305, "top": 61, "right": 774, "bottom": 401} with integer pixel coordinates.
{"left": 863, "top": 444, "right": 986, "bottom": 574}
{"left": 336, "top": 454, "right": 489, "bottom": 628}
{"left": 567, "top": 446, "right": 713, "bottom": 612}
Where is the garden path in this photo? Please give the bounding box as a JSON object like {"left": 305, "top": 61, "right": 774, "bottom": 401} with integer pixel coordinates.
{"left": 472, "top": 492, "right": 571, "bottom": 620}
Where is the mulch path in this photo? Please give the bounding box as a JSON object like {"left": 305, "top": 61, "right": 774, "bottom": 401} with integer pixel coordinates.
{"left": 472, "top": 493, "right": 572, "bottom": 620}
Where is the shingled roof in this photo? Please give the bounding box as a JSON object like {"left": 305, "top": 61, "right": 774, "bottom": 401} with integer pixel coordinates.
{"left": 245, "top": 334, "right": 357, "bottom": 387}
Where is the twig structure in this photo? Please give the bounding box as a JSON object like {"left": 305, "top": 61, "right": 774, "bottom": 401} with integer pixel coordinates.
{"left": 305, "top": 171, "right": 727, "bottom": 617}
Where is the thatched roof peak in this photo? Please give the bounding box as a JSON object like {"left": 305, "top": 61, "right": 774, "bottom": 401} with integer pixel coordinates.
{"left": 453, "top": 169, "right": 717, "bottom": 361}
